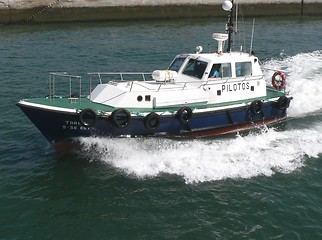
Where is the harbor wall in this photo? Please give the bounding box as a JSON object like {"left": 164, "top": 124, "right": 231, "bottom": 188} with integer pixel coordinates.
{"left": 0, "top": 0, "right": 322, "bottom": 24}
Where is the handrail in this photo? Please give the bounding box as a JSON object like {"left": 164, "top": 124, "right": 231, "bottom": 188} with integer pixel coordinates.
{"left": 49, "top": 72, "right": 81, "bottom": 79}
{"left": 202, "top": 74, "right": 265, "bottom": 86}
{"left": 88, "top": 72, "right": 152, "bottom": 84}
{"left": 87, "top": 72, "right": 265, "bottom": 92}
{"left": 48, "top": 72, "right": 82, "bottom": 104}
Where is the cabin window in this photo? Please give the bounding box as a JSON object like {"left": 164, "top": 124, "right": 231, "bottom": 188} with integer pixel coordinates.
{"left": 208, "top": 64, "right": 221, "bottom": 78}
{"left": 208, "top": 63, "right": 231, "bottom": 78}
{"left": 168, "top": 56, "right": 187, "bottom": 72}
{"left": 182, "top": 58, "right": 208, "bottom": 79}
{"left": 220, "top": 63, "right": 232, "bottom": 78}
{"left": 235, "top": 62, "right": 252, "bottom": 77}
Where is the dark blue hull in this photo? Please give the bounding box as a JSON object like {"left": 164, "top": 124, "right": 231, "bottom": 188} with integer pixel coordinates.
{"left": 17, "top": 97, "right": 292, "bottom": 148}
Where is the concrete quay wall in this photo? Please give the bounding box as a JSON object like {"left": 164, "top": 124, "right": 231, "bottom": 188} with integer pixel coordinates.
{"left": 0, "top": 0, "right": 322, "bottom": 24}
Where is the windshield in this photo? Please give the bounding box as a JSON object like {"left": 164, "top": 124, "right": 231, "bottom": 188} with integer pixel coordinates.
{"left": 168, "top": 56, "right": 187, "bottom": 72}
{"left": 182, "top": 58, "right": 208, "bottom": 79}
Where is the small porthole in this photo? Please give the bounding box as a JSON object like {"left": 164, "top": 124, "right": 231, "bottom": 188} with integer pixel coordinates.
{"left": 137, "top": 95, "right": 143, "bottom": 102}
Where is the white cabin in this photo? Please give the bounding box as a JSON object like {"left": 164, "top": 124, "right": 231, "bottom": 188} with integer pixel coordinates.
{"left": 89, "top": 50, "right": 266, "bottom": 109}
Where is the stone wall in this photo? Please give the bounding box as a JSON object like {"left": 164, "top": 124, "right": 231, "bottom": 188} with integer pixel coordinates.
{"left": 0, "top": 0, "right": 321, "bottom": 24}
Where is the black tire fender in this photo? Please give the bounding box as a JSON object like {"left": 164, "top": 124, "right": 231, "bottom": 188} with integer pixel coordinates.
{"left": 111, "top": 108, "right": 131, "bottom": 128}
{"left": 250, "top": 100, "right": 263, "bottom": 114}
{"left": 176, "top": 106, "right": 193, "bottom": 125}
{"left": 79, "top": 108, "right": 97, "bottom": 128}
{"left": 277, "top": 96, "right": 290, "bottom": 110}
{"left": 144, "top": 112, "right": 161, "bottom": 132}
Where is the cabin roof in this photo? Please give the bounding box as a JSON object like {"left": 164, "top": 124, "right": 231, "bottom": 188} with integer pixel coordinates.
{"left": 188, "top": 51, "right": 257, "bottom": 63}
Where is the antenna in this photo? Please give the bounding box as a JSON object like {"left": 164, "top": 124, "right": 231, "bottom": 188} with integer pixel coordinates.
{"left": 235, "top": 3, "right": 238, "bottom": 33}
{"left": 249, "top": 18, "right": 255, "bottom": 55}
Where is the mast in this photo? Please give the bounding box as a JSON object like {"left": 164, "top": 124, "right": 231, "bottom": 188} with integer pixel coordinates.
{"left": 226, "top": 0, "right": 234, "bottom": 52}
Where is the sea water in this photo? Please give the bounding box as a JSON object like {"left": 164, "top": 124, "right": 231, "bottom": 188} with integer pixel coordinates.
{"left": 1, "top": 16, "right": 322, "bottom": 239}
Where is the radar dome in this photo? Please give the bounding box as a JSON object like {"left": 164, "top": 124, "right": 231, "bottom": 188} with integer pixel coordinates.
{"left": 222, "top": 0, "right": 233, "bottom": 11}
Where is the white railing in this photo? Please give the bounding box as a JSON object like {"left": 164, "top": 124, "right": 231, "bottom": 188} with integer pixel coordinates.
{"left": 87, "top": 72, "right": 265, "bottom": 91}
{"left": 202, "top": 75, "right": 265, "bottom": 86}
{"left": 88, "top": 72, "right": 152, "bottom": 84}
{"left": 48, "top": 72, "right": 82, "bottom": 103}
{"left": 87, "top": 72, "right": 154, "bottom": 94}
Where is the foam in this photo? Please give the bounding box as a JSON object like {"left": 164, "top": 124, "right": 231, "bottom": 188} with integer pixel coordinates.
{"left": 78, "top": 122, "right": 322, "bottom": 183}
{"left": 263, "top": 50, "right": 322, "bottom": 117}
{"left": 77, "top": 51, "right": 322, "bottom": 184}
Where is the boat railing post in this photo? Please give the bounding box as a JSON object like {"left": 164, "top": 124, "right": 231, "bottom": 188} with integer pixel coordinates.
{"left": 98, "top": 73, "right": 102, "bottom": 84}
{"left": 49, "top": 73, "right": 54, "bottom": 101}
{"left": 79, "top": 76, "right": 81, "bottom": 105}
{"left": 53, "top": 76, "right": 55, "bottom": 101}
{"left": 89, "top": 75, "right": 92, "bottom": 102}
{"left": 48, "top": 74, "right": 52, "bottom": 102}
{"left": 69, "top": 76, "right": 72, "bottom": 99}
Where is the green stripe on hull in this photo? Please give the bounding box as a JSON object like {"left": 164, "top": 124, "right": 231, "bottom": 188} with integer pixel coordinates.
{"left": 22, "top": 87, "right": 286, "bottom": 114}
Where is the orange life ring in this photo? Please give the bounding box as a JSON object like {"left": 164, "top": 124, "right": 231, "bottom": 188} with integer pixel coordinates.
{"left": 272, "top": 71, "right": 286, "bottom": 90}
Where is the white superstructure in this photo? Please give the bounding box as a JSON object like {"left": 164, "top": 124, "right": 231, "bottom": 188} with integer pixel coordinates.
{"left": 89, "top": 50, "right": 266, "bottom": 109}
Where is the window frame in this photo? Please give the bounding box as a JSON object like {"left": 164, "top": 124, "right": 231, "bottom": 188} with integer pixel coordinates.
{"left": 235, "top": 61, "right": 252, "bottom": 77}
{"left": 182, "top": 58, "right": 208, "bottom": 79}
{"left": 168, "top": 56, "right": 187, "bottom": 72}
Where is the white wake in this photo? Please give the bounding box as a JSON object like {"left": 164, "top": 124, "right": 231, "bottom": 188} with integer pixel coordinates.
{"left": 263, "top": 50, "right": 322, "bottom": 117}
{"left": 78, "top": 51, "right": 322, "bottom": 183}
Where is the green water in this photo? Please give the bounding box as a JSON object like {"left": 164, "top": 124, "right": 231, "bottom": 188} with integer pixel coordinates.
{"left": 1, "top": 16, "right": 322, "bottom": 239}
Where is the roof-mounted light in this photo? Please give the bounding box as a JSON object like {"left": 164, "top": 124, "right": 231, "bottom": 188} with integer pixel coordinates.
{"left": 195, "top": 46, "right": 203, "bottom": 54}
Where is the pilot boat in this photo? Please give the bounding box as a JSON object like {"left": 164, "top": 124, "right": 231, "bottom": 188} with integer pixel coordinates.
{"left": 17, "top": 1, "right": 292, "bottom": 149}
